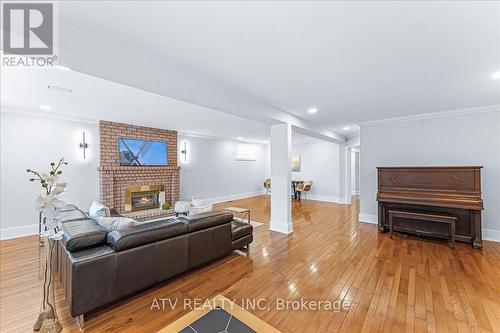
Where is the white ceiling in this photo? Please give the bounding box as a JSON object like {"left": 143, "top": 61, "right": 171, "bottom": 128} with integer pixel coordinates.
{"left": 0, "top": 67, "right": 270, "bottom": 143}
{"left": 3, "top": 1, "right": 500, "bottom": 140}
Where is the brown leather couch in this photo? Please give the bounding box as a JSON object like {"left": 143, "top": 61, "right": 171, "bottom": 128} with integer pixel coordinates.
{"left": 56, "top": 205, "right": 253, "bottom": 326}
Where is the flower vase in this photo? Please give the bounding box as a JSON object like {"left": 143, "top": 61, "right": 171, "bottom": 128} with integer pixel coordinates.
{"left": 33, "top": 210, "right": 63, "bottom": 333}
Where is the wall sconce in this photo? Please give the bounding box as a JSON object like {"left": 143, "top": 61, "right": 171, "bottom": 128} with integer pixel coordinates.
{"left": 181, "top": 141, "right": 187, "bottom": 163}
{"left": 79, "top": 131, "right": 89, "bottom": 159}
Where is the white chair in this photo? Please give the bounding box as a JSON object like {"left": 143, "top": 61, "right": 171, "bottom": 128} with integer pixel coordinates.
{"left": 263, "top": 178, "right": 271, "bottom": 195}
{"left": 296, "top": 181, "right": 313, "bottom": 200}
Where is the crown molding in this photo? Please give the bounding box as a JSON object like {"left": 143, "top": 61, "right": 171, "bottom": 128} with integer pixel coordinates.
{"left": 345, "top": 131, "right": 361, "bottom": 140}
{"left": 1, "top": 106, "right": 99, "bottom": 124}
{"left": 178, "top": 131, "right": 227, "bottom": 141}
{"left": 359, "top": 104, "right": 500, "bottom": 127}
{"left": 178, "top": 131, "right": 267, "bottom": 145}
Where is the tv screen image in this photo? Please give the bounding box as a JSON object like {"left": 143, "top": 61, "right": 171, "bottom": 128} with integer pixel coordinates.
{"left": 118, "top": 138, "right": 168, "bottom": 166}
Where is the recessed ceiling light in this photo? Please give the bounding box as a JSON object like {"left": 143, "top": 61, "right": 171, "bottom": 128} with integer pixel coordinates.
{"left": 343, "top": 126, "right": 351, "bottom": 131}
{"left": 48, "top": 85, "right": 72, "bottom": 93}
{"left": 237, "top": 136, "right": 243, "bottom": 140}
{"left": 307, "top": 108, "right": 318, "bottom": 114}
{"left": 54, "top": 65, "right": 71, "bottom": 71}
{"left": 263, "top": 141, "right": 268, "bottom": 144}
{"left": 40, "top": 105, "right": 52, "bottom": 110}
{"left": 492, "top": 71, "right": 500, "bottom": 79}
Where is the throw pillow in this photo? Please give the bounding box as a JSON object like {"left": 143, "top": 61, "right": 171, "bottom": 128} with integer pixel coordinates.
{"left": 88, "top": 200, "right": 110, "bottom": 219}
{"left": 191, "top": 198, "right": 204, "bottom": 207}
{"left": 96, "top": 217, "right": 138, "bottom": 231}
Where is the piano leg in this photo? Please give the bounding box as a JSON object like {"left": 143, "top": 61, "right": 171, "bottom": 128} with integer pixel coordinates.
{"left": 471, "top": 210, "right": 483, "bottom": 249}
{"left": 377, "top": 203, "right": 385, "bottom": 232}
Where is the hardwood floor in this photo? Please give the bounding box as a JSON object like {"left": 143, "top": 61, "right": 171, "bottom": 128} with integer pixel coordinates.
{"left": 1, "top": 196, "right": 500, "bottom": 332}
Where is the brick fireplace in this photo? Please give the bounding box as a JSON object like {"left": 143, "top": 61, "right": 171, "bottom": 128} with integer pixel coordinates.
{"left": 98, "top": 121, "right": 180, "bottom": 221}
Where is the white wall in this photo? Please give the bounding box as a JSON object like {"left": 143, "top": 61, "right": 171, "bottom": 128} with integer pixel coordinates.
{"left": 264, "top": 143, "right": 271, "bottom": 179}
{"left": 178, "top": 135, "right": 267, "bottom": 203}
{"left": 0, "top": 111, "right": 100, "bottom": 239}
{"left": 359, "top": 110, "right": 500, "bottom": 241}
{"left": 291, "top": 140, "right": 341, "bottom": 202}
{"left": 351, "top": 150, "right": 360, "bottom": 195}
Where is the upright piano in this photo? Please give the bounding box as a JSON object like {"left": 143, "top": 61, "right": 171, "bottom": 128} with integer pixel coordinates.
{"left": 377, "top": 166, "right": 484, "bottom": 248}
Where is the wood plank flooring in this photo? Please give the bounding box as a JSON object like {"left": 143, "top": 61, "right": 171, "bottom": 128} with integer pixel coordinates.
{"left": 1, "top": 196, "right": 500, "bottom": 332}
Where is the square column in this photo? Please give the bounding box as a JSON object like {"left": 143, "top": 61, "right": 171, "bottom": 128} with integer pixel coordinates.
{"left": 270, "top": 123, "right": 293, "bottom": 234}
{"left": 338, "top": 144, "right": 352, "bottom": 204}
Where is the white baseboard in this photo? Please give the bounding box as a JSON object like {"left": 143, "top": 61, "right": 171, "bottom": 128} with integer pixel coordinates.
{"left": 356, "top": 215, "right": 499, "bottom": 242}
{"left": 200, "top": 190, "right": 266, "bottom": 205}
{"left": 335, "top": 196, "right": 351, "bottom": 205}
{"left": 306, "top": 195, "right": 350, "bottom": 205}
{"left": 0, "top": 224, "right": 38, "bottom": 240}
{"left": 359, "top": 213, "right": 377, "bottom": 224}
{"left": 484, "top": 229, "right": 500, "bottom": 242}
{"left": 269, "top": 220, "right": 293, "bottom": 234}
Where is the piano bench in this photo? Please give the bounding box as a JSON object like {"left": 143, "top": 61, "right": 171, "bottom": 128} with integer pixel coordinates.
{"left": 388, "top": 210, "right": 457, "bottom": 248}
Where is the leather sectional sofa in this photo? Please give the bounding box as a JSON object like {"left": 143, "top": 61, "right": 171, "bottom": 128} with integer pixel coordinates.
{"left": 55, "top": 204, "right": 253, "bottom": 328}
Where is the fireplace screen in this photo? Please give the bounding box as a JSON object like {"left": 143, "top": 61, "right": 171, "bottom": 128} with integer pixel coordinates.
{"left": 131, "top": 191, "right": 160, "bottom": 211}
{"left": 124, "top": 185, "right": 164, "bottom": 212}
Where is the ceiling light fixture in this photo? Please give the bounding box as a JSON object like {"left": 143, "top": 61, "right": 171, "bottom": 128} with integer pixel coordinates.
{"left": 307, "top": 108, "right": 317, "bottom": 114}
{"left": 48, "top": 85, "right": 72, "bottom": 93}
{"left": 237, "top": 137, "right": 243, "bottom": 140}
{"left": 40, "top": 105, "right": 52, "bottom": 110}
{"left": 54, "top": 65, "right": 71, "bottom": 71}
{"left": 492, "top": 71, "right": 500, "bottom": 79}
{"left": 343, "top": 126, "right": 351, "bottom": 131}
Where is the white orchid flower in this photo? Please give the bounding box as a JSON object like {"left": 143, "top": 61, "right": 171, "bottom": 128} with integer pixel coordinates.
{"left": 36, "top": 194, "right": 65, "bottom": 209}
{"left": 36, "top": 195, "right": 52, "bottom": 209}
{"left": 44, "top": 216, "right": 59, "bottom": 229}
{"left": 40, "top": 228, "right": 64, "bottom": 240}
{"left": 51, "top": 184, "right": 67, "bottom": 196}
{"left": 51, "top": 230, "right": 64, "bottom": 240}
{"left": 51, "top": 198, "right": 65, "bottom": 208}
{"left": 41, "top": 173, "right": 59, "bottom": 187}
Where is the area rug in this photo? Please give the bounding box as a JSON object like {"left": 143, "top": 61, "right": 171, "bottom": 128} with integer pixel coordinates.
{"left": 157, "top": 294, "right": 280, "bottom": 333}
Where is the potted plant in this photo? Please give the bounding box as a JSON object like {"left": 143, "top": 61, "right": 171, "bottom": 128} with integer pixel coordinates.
{"left": 27, "top": 158, "right": 68, "bottom": 333}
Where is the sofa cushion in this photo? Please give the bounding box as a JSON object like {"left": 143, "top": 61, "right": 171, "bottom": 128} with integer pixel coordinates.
{"left": 70, "top": 245, "right": 115, "bottom": 262}
{"left": 232, "top": 234, "right": 253, "bottom": 250}
{"left": 231, "top": 220, "right": 253, "bottom": 240}
{"left": 106, "top": 219, "right": 187, "bottom": 252}
{"left": 61, "top": 219, "right": 109, "bottom": 252}
{"left": 60, "top": 209, "right": 88, "bottom": 223}
{"left": 179, "top": 211, "right": 233, "bottom": 233}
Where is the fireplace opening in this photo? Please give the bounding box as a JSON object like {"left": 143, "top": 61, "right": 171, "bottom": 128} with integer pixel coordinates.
{"left": 131, "top": 190, "right": 160, "bottom": 211}
{"left": 124, "top": 185, "right": 164, "bottom": 212}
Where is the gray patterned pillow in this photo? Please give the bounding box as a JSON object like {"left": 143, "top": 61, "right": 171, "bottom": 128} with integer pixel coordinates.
{"left": 96, "top": 217, "right": 138, "bottom": 231}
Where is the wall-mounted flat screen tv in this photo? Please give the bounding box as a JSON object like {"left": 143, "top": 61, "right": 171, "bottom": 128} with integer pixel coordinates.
{"left": 118, "top": 138, "right": 168, "bottom": 166}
